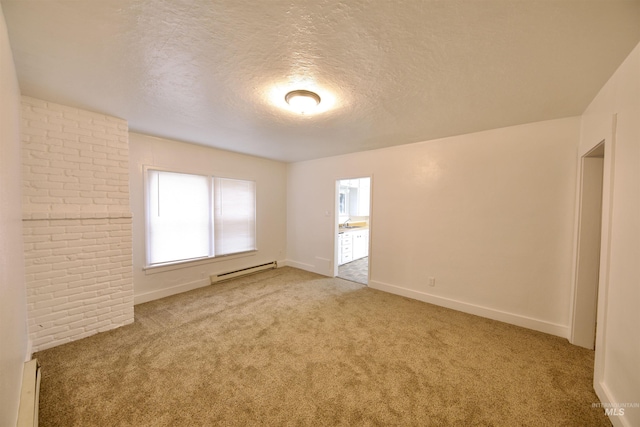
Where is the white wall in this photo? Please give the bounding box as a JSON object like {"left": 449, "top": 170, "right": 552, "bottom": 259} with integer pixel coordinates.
{"left": 129, "top": 133, "right": 287, "bottom": 303}
{"left": 0, "top": 4, "right": 28, "bottom": 426}
{"left": 581, "top": 41, "right": 640, "bottom": 427}
{"left": 287, "top": 117, "right": 580, "bottom": 337}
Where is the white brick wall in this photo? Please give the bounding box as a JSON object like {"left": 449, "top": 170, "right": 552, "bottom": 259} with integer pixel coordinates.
{"left": 21, "top": 97, "right": 134, "bottom": 352}
{"left": 22, "top": 96, "right": 129, "bottom": 214}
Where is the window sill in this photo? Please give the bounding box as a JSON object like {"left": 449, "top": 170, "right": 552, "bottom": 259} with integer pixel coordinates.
{"left": 143, "top": 250, "right": 257, "bottom": 275}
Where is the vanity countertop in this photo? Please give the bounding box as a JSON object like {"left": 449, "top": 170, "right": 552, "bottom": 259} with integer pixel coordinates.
{"left": 338, "top": 225, "right": 369, "bottom": 234}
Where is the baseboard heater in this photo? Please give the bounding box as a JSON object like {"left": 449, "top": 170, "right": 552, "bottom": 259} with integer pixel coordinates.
{"left": 17, "top": 359, "right": 41, "bottom": 427}
{"left": 210, "top": 261, "right": 277, "bottom": 284}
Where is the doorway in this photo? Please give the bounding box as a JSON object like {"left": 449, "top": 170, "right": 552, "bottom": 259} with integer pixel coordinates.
{"left": 571, "top": 142, "right": 604, "bottom": 349}
{"left": 335, "top": 177, "right": 371, "bottom": 285}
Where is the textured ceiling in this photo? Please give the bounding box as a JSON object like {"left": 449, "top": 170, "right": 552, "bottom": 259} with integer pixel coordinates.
{"left": 2, "top": 1, "right": 640, "bottom": 162}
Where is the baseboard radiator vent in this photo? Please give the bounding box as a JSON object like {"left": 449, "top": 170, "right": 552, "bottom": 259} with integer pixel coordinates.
{"left": 210, "top": 261, "right": 277, "bottom": 284}
{"left": 17, "top": 359, "right": 41, "bottom": 427}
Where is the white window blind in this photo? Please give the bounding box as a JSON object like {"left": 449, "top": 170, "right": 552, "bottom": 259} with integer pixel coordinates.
{"left": 214, "top": 178, "right": 256, "bottom": 256}
{"left": 146, "top": 170, "right": 256, "bottom": 266}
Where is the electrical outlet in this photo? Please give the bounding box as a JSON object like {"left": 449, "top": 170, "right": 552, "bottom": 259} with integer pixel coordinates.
{"left": 428, "top": 276, "right": 435, "bottom": 287}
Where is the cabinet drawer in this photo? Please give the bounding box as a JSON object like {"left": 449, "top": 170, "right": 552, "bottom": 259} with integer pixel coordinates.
{"left": 340, "top": 234, "right": 353, "bottom": 244}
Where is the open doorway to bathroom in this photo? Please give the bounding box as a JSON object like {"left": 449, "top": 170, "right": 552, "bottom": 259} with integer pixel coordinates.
{"left": 335, "top": 177, "right": 371, "bottom": 285}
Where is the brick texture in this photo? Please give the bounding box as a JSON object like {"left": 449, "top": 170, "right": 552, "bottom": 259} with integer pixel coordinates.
{"left": 21, "top": 97, "right": 134, "bottom": 352}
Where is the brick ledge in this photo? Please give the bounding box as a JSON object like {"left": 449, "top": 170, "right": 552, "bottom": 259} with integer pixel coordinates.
{"left": 22, "top": 211, "right": 133, "bottom": 220}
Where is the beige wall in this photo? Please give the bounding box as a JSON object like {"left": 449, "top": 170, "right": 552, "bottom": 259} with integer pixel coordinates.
{"left": 287, "top": 117, "right": 580, "bottom": 337}
{"left": 0, "top": 4, "right": 28, "bottom": 426}
{"left": 581, "top": 41, "right": 640, "bottom": 427}
{"left": 129, "top": 132, "right": 287, "bottom": 303}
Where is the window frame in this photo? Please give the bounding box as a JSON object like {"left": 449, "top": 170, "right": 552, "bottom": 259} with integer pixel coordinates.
{"left": 143, "top": 165, "right": 258, "bottom": 271}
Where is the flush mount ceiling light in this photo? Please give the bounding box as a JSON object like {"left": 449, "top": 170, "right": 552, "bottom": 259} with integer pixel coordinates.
{"left": 285, "top": 89, "right": 321, "bottom": 114}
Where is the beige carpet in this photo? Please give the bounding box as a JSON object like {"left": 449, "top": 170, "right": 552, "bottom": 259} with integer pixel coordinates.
{"left": 35, "top": 267, "right": 610, "bottom": 426}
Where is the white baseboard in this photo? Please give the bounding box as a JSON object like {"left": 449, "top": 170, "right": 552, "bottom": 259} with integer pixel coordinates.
{"left": 25, "top": 339, "right": 33, "bottom": 362}
{"left": 17, "top": 359, "right": 40, "bottom": 427}
{"left": 136, "top": 260, "right": 291, "bottom": 305}
{"left": 134, "top": 278, "right": 209, "bottom": 305}
{"left": 207, "top": 260, "right": 569, "bottom": 338}
{"left": 282, "top": 259, "right": 329, "bottom": 276}
{"left": 595, "top": 380, "right": 633, "bottom": 427}
{"left": 369, "top": 279, "right": 569, "bottom": 338}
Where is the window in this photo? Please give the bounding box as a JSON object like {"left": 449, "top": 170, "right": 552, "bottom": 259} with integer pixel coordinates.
{"left": 146, "top": 169, "right": 256, "bottom": 266}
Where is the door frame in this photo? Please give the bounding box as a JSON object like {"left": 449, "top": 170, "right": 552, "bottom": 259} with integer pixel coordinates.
{"left": 334, "top": 175, "right": 373, "bottom": 282}
{"left": 570, "top": 141, "right": 605, "bottom": 349}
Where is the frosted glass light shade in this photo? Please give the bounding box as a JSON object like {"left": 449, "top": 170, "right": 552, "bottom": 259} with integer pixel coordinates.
{"left": 285, "top": 90, "right": 321, "bottom": 114}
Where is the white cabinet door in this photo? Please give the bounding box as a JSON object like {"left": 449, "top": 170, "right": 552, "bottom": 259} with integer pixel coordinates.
{"left": 348, "top": 188, "right": 359, "bottom": 216}
{"left": 352, "top": 229, "right": 369, "bottom": 260}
